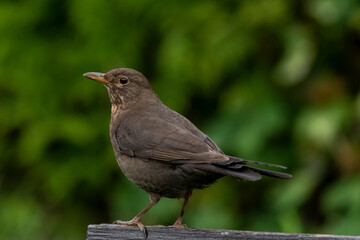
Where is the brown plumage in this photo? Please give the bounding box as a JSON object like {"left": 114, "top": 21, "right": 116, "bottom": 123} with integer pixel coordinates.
{"left": 83, "top": 68, "right": 292, "bottom": 238}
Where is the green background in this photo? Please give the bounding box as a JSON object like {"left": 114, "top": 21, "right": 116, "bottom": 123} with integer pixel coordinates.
{"left": 1, "top": 0, "right": 360, "bottom": 239}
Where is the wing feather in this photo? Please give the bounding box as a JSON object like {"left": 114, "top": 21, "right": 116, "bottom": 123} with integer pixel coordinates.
{"left": 114, "top": 110, "right": 227, "bottom": 164}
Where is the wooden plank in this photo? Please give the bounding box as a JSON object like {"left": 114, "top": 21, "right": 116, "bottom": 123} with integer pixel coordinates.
{"left": 86, "top": 224, "right": 360, "bottom": 240}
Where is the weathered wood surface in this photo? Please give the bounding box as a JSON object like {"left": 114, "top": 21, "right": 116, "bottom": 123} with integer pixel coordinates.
{"left": 87, "top": 224, "right": 360, "bottom": 240}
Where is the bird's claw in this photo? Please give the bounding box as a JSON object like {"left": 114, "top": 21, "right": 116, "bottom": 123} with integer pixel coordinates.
{"left": 172, "top": 223, "right": 187, "bottom": 229}
{"left": 114, "top": 219, "right": 148, "bottom": 239}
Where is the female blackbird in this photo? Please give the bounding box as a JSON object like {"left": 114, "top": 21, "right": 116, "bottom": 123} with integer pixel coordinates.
{"left": 83, "top": 68, "right": 292, "bottom": 238}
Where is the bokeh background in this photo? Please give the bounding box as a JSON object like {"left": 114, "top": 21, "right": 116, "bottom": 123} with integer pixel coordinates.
{"left": 1, "top": 0, "right": 360, "bottom": 239}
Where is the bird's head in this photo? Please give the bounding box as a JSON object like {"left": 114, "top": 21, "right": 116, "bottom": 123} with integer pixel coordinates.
{"left": 83, "top": 68, "right": 155, "bottom": 107}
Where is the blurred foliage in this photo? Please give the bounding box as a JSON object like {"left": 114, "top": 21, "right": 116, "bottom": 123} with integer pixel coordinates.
{"left": 1, "top": 0, "right": 360, "bottom": 239}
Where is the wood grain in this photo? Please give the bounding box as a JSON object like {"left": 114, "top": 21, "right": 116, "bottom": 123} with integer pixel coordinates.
{"left": 86, "top": 224, "right": 360, "bottom": 240}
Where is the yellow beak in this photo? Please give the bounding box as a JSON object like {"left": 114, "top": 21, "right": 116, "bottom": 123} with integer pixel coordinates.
{"left": 83, "top": 72, "right": 111, "bottom": 84}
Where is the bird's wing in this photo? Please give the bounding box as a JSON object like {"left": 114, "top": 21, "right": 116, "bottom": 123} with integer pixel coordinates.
{"left": 114, "top": 112, "right": 228, "bottom": 164}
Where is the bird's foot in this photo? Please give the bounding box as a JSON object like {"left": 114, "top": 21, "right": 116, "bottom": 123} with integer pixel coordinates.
{"left": 114, "top": 218, "right": 147, "bottom": 239}
{"left": 172, "top": 223, "right": 187, "bottom": 229}
{"left": 172, "top": 219, "right": 187, "bottom": 229}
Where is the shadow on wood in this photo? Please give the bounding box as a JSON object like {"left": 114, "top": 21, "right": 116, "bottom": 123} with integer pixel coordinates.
{"left": 86, "top": 224, "right": 360, "bottom": 240}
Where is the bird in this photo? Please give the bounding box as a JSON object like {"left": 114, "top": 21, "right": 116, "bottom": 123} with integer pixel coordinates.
{"left": 83, "top": 68, "right": 292, "bottom": 238}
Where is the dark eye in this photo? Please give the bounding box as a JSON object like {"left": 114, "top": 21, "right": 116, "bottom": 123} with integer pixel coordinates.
{"left": 119, "top": 77, "right": 129, "bottom": 85}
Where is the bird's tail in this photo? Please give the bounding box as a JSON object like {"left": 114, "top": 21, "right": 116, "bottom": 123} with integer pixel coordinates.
{"left": 200, "top": 156, "right": 292, "bottom": 181}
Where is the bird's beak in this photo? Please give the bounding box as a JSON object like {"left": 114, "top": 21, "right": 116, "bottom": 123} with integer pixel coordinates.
{"left": 83, "top": 72, "right": 111, "bottom": 84}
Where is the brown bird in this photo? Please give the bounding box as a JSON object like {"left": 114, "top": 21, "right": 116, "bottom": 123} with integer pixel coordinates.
{"left": 83, "top": 68, "right": 292, "bottom": 238}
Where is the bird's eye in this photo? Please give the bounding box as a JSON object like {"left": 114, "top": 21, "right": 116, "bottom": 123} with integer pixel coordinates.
{"left": 119, "top": 77, "right": 129, "bottom": 85}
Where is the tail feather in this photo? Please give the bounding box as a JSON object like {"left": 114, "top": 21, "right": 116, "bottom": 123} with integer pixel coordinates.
{"left": 209, "top": 156, "right": 292, "bottom": 181}
{"left": 241, "top": 159, "right": 287, "bottom": 169}
{"left": 198, "top": 164, "right": 262, "bottom": 181}
{"left": 221, "top": 156, "right": 288, "bottom": 169}
{"left": 245, "top": 165, "right": 292, "bottom": 179}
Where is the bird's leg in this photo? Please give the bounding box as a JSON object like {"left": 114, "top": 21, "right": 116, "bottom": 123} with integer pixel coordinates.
{"left": 173, "top": 191, "right": 192, "bottom": 228}
{"left": 114, "top": 193, "right": 160, "bottom": 239}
